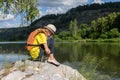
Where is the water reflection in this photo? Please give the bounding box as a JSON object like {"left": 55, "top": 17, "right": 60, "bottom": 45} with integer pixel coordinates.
{"left": 54, "top": 42, "right": 120, "bottom": 78}
{"left": 0, "top": 54, "right": 29, "bottom": 62}
{"left": 0, "top": 53, "right": 29, "bottom": 69}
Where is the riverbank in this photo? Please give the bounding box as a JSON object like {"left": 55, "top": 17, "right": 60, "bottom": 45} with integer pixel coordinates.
{"left": 83, "top": 38, "right": 120, "bottom": 42}
{"left": 55, "top": 38, "right": 120, "bottom": 43}
{"left": 1, "top": 38, "right": 120, "bottom": 43}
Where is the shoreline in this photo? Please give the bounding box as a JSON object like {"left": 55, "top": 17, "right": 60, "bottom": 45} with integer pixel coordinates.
{"left": 1, "top": 38, "right": 120, "bottom": 43}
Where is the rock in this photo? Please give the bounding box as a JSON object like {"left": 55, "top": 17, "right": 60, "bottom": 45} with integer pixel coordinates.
{"left": 0, "top": 60, "right": 86, "bottom": 80}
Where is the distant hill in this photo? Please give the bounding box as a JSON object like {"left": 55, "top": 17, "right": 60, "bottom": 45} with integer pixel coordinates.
{"left": 0, "top": 2, "right": 120, "bottom": 41}
{"left": 30, "top": 2, "right": 120, "bottom": 32}
{"left": 0, "top": 27, "right": 28, "bottom": 41}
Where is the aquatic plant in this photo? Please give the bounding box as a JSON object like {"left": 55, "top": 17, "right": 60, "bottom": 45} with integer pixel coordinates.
{"left": 80, "top": 53, "right": 111, "bottom": 80}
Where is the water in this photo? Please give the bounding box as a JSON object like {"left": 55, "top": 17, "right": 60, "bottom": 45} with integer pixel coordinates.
{"left": 0, "top": 42, "right": 120, "bottom": 79}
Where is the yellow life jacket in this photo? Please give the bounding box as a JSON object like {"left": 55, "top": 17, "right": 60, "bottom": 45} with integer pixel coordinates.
{"left": 26, "top": 28, "right": 48, "bottom": 50}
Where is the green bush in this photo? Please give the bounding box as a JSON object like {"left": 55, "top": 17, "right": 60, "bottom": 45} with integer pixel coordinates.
{"left": 106, "top": 28, "right": 120, "bottom": 38}
{"left": 100, "top": 34, "right": 108, "bottom": 39}
{"left": 58, "top": 31, "right": 70, "bottom": 40}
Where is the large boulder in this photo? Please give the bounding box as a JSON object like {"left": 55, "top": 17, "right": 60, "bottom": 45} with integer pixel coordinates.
{"left": 0, "top": 60, "right": 86, "bottom": 80}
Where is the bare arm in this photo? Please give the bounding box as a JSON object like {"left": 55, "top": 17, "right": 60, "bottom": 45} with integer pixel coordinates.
{"left": 43, "top": 43, "right": 51, "bottom": 54}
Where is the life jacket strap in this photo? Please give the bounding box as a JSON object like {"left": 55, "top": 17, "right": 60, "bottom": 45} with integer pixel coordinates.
{"left": 27, "top": 44, "right": 41, "bottom": 46}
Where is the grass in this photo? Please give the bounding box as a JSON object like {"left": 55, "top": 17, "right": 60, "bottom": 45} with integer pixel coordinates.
{"left": 78, "top": 38, "right": 120, "bottom": 42}
{"left": 55, "top": 38, "right": 120, "bottom": 43}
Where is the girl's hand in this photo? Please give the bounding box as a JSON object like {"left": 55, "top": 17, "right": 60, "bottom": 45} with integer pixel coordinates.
{"left": 45, "top": 48, "right": 51, "bottom": 54}
{"left": 43, "top": 43, "right": 51, "bottom": 54}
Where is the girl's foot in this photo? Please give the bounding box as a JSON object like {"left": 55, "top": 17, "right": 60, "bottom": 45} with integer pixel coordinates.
{"left": 47, "top": 59, "right": 60, "bottom": 66}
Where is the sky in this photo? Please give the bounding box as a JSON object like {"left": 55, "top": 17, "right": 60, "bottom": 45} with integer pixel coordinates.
{"left": 0, "top": 0, "right": 120, "bottom": 28}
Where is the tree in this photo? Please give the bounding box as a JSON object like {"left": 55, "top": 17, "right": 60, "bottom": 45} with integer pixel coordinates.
{"left": 106, "top": 28, "right": 120, "bottom": 38}
{"left": 69, "top": 19, "right": 78, "bottom": 36}
{"left": 0, "top": 0, "right": 40, "bottom": 26}
{"left": 80, "top": 24, "right": 91, "bottom": 39}
{"left": 58, "top": 31, "right": 71, "bottom": 40}
{"left": 90, "top": 12, "right": 120, "bottom": 39}
{"left": 112, "top": 12, "right": 120, "bottom": 31}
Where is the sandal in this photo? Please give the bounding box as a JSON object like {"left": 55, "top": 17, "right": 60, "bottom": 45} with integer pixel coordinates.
{"left": 47, "top": 59, "right": 60, "bottom": 67}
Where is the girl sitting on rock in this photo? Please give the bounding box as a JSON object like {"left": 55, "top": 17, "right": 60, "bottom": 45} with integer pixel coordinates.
{"left": 26, "top": 24, "right": 60, "bottom": 66}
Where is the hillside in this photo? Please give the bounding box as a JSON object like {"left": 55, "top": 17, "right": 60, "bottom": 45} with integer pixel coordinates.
{"left": 30, "top": 2, "right": 120, "bottom": 32}
{"left": 0, "top": 2, "right": 120, "bottom": 41}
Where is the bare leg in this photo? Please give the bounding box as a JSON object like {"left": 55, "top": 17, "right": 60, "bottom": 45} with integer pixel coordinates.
{"left": 48, "top": 54, "right": 54, "bottom": 60}
{"left": 47, "top": 53, "right": 60, "bottom": 66}
{"left": 39, "top": 36, "right": 60, "bottom": 66}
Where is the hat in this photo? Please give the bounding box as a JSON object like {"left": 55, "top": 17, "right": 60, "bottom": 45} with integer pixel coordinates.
{"left": 44, "top": 24, "right": 56, "bottom": 34}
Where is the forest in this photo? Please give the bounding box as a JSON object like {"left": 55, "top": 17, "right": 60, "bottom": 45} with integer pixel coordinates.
{"left": 56, "top": 12, "right": 120, "bottom": 41}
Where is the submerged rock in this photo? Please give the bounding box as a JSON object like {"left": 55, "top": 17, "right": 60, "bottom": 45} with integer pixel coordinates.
{"left": 0, "top": 60, "right": 86, "bottom": 80}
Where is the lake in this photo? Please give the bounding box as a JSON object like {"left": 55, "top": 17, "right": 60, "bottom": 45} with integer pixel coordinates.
{"left": 0, "top": 42, "right": 120, "bottom": 80}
